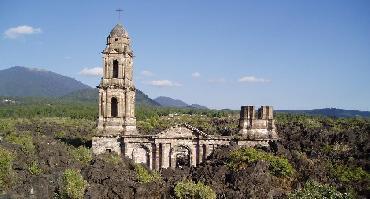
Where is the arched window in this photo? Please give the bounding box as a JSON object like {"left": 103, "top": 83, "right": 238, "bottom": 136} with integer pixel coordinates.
{"left": 111, "top": 97, "right": 118, "bottom": 117}
{"left": 113, "top": 60, "right": 119, "bottom": 78}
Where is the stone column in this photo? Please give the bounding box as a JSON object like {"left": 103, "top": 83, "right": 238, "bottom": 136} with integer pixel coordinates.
{"left": 122, "top": 59, "right": 127, "bottom": 79}
{"left": 118, "top": 95, "right": 122, "bottom": 118}
{"left": 107, "top": 96, "right": 111, "bottom": 118}
{"left": 148, "top": 146, "right": 152, "bottom": 170}
{"left": 198, "top": 144, "right": 204, "bottom": 164}
{"left": 102, "top": 91, "right": 106, "bottom": 117}
{"left": 108, "top": 58, "right": 112, "bottom": 78}
{"left": 162, "top": 143, "right": 170, "bottom": 169}
{"left": 151, "top": 143, "right": 159, "bottom": 170}
{"left": 191, "top": 144, "right": 197, "bottom": 167}
{"left": 98, "top": 91, "right": 102, "bottom": 117}
{"left": 103, "top": 58, "right": 107, "bottom": 79}
{"left": 130, "top": 91, "right": 135, "bottom": 118}
{"left": 125, "top": 91, "right": 129, "bottom": 118}
{"left": 154, "top": 143, "right": 161, "bottom": 170}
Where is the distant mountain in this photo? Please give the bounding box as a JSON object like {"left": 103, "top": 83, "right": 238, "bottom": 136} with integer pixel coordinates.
{"left": 0, "top": 66, "right": 160, "bottom": 107}
{"left": 135, "top": 89, "right": 161, "bottom": 106}
{"left": 154, "top": 96, "right": 188, "bottom": 107}
{"left": 154, "top": 96, "right": 208, "bottom": 109}
{"left": 278, "top": 108, "right": 370, "bottom": 118}
{"left": 0, "top": 66, "right": 90, "bottom": 97}
{"left": 60, "top": 88, "right": 160, "bottom": 106}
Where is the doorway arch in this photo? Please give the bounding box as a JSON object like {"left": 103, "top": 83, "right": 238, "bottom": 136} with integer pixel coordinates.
{"left": 171, "top": 145, "right": 191, "bottom": 168}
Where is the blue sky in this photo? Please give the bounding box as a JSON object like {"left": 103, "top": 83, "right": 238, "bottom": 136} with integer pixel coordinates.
{"left": 0, "top": 0, "right": 369, "bottom": 110}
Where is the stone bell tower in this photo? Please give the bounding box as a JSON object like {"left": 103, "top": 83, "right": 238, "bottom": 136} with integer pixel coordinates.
{"left": 93, "top": 23, "right": 137, "bottom": 155}
{"left": 97, "top": 23, "right": 137, "bottom": 136}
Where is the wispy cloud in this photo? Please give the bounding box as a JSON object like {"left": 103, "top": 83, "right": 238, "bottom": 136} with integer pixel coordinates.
{"left": 79, "top": 67, "right": 102, "bottom": 77}
{"left": 238, "top": 76, "right": 270, "bottom": 83}
{"left": 208, "top": 78, "right": 226, "bottom": 83}
{"left": 4, "top": 25, "right": 42, "bottom": 39}
{"left": 191, "top": 72, "right": 201, "bottom": 78}
{"left": 148, "top": 80, "right": 182, "bottom": 87}
{"left": 141, "top": 70, "right": 154, "bottom": 77}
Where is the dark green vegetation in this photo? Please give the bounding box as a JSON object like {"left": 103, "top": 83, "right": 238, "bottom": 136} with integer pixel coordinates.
{"left": 135, "top": 164, "right": 162, "bottom": 184}
{"left": 0, "top": 101, "right": 369, "bottom": 198}
{"left": 174, "top": 180, "right": 216, "bottom": 199}
{"left": 228, "top": 147, "right": 295, "bottom": 177}
{"left": 0, "top": 147, "right": 14, "bottom": 190}
{"left": 60, "top": 169, "right": 88, "bottom": 199}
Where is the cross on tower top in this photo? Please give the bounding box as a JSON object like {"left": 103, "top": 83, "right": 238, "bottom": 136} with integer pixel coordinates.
{"left": 115, "top": 9, "right": 123, "bottom": 21}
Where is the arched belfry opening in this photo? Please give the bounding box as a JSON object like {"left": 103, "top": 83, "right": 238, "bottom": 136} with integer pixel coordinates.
{"left": 111, "top": 97, "right": 118, "bottom": 117}
{"left": 113, "top": 60, "right": 119, "bottom": 78}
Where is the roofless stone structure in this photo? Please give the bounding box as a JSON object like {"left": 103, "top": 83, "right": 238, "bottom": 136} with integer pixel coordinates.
{"left": 92, "top": 23, "right": 278, "bottom": 170}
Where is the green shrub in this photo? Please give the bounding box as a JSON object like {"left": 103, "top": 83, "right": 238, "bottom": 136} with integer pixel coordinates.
{"left": 228, "top": 147, "right": 294, "bottom": 177}
{"left": 69, "top": 146, "right": 92, "bottom": 164}
{"left": 0, "top": 119, "right": 16, "bottom": 135}
{"left": 288, "top": 180, "right": 353, "bottom": 199}
{"left": 102, "top": 152, "right": 122, "bottom": 165}
{"left": 4, "top": 132, "right": 35, "bottom": 154}
{"left": 174, "top": 180, "right": 216, "bottom": 199}
{"left": 28, "top": 161, "right": 42, "bottom": 175}
{"left": 135, "top": 164, "right": 161, "bottom": 183}
{"left": 0, "top": 147, "right": 14, "bottom": 190}
{"left": 60, "top": 169, "right": 87, "bottom": 199}
{"left": 329, "top": 164, "right": 370, "bottom": 183}
{"left": 55, "top": 131, "right": 66, "bottom": 139}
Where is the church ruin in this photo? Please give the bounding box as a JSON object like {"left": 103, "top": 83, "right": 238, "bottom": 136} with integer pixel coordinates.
{"left": 92, "top": 23, "right": 278, "bottom": 170}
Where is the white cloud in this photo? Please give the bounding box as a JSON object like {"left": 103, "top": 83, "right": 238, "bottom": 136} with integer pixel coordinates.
{"left": 238, "top": 76, "right": 270, "bottom": 83}
{"left": 141, "top": 70, "right": 154, "bottom": 77}
{"left": 208, "top": 78, "right": 226, "bottom": 83}
{"left": 79, "top": 67, "right": 103, "bottom": 77}
{"left": 4, "top": 25, "right": 42, "bottom": 39}
{"left": 191, "top": 72, "right": 200, "bottom": 78}
{"left": 148, "top": 80, "right": 182, "bottom": 87}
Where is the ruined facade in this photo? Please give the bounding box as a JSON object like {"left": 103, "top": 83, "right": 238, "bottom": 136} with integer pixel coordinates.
{"left": 92, "top": 24, "right": 278, "bottom": 170}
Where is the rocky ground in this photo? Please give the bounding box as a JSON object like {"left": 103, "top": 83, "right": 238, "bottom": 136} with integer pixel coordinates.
{"left": 0, "top": 116, "right": 369, "bottom": 198}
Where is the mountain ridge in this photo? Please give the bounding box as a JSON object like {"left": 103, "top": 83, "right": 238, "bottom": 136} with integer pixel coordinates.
{"left": 0, "top": 66, "right": 90, "bottom": 97}
{"left": 154, "top": 96, "right": 208, "bottom": 109}
{"left": 277, "top": 108, "right": 370, "bottom": 118}
{"left": 0, "top": 66, "right": 159, "bottom": 106}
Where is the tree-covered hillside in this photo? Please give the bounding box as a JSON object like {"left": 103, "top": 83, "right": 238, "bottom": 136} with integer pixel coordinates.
{"left": 0, "top": 66, "right": 90, "bottom": 97}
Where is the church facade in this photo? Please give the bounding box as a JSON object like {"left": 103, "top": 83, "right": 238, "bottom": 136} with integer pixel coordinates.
{"left": 92, "top": 24, "right": 278, "bottom": 170}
